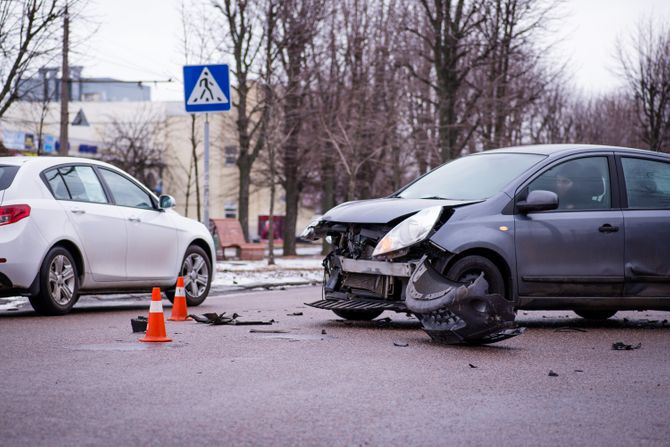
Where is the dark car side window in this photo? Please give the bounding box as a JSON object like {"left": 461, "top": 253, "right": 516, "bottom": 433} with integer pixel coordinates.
{"left": 622, "top": 157, "right": 670, "bottom": 209}
{"left": 45, "top": 166, "right": 108, "bottom": 203}
{"left": 528, "top": 157, "right": 611, "bottom": 210}
{"left": 99, "top": 168, "right": 154, "bottom": 210}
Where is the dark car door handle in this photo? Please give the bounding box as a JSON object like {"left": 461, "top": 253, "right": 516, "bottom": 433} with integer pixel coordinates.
{"left": 599, "top": 224, "right": 619, "bottom": 233}
{"left": 70, "top": 209, "right": 86, "bottom": 215}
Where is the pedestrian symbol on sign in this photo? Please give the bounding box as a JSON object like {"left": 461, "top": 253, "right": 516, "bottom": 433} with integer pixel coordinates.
{"left": 186, "top": 67, "right": 229, "bottom": 106}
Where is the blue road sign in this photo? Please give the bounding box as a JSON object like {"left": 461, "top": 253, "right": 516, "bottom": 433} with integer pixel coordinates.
{"left": 183, "top": 64, "right": 231, "bottom": 113}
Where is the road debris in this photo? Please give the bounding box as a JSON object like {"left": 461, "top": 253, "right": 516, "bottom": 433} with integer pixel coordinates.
{"left": 375, "top": 317, "right": 393, "bottom": 326}
{"left": 393, "top": 341, "right": 409, "bottom": 347}
{"left": 287, "top": 312, "right": 304, "bottom": 316}
{"left": 548, "top": 370, "right": 559, "bottom": 377}
{"left": 405, "top": 257, "right": 525, "bottom": 345}
{"left": 249, "top": 329, "right": 289, "bottom": 334}
{"left": 321, "top": 329, "right": 327, "bottom": 335}
{"left": 130, "top": 316, "right": 148, "bottom": 333}
{"left": 554, "top": 327, "right": 588, "bottom": 333}
{"left": 190, "top": 312, "right": 275, "bottom": 326}
{"left": 612, "top": 342, "right": 642, "bottom": 350}
{"left": 468, "top": 364, "right": 478, "bottom": 369}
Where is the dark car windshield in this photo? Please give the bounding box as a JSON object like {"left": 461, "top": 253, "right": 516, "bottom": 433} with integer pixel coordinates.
{"left": 0, "top": 165, "right": 20, "bottom": 191}
{"left": 397, "top": 153, "right": 546, "bottom": 200}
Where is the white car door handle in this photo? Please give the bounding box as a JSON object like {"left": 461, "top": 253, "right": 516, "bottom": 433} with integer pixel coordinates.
{"left": 70, "top": 209, "right": 86, "bottom": 215}
{"left": 128, "top": 217, "right": 141, "bottom": 223}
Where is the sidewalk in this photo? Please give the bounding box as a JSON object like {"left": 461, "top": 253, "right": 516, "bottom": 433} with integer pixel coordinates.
{"left": 212, "top": 255, "right": 323, "bottom": 292}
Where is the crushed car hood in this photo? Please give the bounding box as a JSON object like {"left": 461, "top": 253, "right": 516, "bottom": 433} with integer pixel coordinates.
{"left": 321, "top": 198, "right": 479, "bottom": 224}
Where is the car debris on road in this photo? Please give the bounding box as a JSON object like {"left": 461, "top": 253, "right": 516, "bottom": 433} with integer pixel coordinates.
{"left": 190, "top": 312, "right": 275, "bottom": 326}
{"left": 405, "top": 257, "right": 525, "bottom": 344}
{"left": 612, "top": 342, "right": 642, "bottom": 350}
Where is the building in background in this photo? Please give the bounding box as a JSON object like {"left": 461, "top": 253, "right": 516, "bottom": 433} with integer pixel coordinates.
{"left": 18, "top": 66, "right": 151, "bottom": 103}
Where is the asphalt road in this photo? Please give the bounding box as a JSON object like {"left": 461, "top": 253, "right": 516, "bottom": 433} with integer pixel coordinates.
{"left": 1, "top": 286, "right": 669, "bottom": 446}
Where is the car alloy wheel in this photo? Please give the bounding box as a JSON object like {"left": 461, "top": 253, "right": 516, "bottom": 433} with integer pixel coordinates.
{"left": 29, "top": 246, "right": 80, "bottom": 315}
{"left": 48, "top": 255, "right": 76, "bottom": 305}
{"left": 172, "top": 245, "right": 212, "bottom": 307}
{"left": 182, "top": 253, "right": 209, "bottom": 298}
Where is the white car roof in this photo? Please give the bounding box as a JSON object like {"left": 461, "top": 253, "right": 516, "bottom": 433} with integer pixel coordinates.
{"left": 0, "top": 156, "right": 114, "bottom": 169}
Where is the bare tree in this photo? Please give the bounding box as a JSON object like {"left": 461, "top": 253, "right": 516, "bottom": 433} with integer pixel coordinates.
{"left": 0, "top": 0, "right": 73, "bottom": 119}
{"left": 405, "top": 0, "right": 488, "bottom": 161}
{"left": 275, "top": 0, "right": 325, "bottom": 256}
{"left": 617, "top": 18, "right": 670, "bottom": 152}
{"left": 101, "top": 107, "right": 166, "bottom": 189}
{"left": 477, "top": 0, "right": 561, "bottom": 149}
{"left": 213, "top": 0, "right": 271, "bottom": 241}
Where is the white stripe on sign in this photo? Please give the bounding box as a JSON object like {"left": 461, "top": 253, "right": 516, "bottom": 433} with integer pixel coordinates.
{"left": 149, "top": 301, "right": 163, "bottom": 313}
{"left": 175, "top": 287, "right": 185, "bottom": 296}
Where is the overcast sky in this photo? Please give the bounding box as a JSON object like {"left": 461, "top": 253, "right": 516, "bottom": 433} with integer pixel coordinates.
{"left": 73, "top": 0, "right": 670, "bottom": 102}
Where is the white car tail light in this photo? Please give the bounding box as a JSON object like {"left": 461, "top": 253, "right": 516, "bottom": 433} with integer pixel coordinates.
{"left": 0, "top": 204, "right": 31, "bottom": 226}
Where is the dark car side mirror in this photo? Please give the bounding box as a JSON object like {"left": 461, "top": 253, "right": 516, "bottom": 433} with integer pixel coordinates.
{"left": 516, "top": 190, "right": 558, "bottom": 214}
{"left": 159, "top": 194, "right": 176, "bottom": 210}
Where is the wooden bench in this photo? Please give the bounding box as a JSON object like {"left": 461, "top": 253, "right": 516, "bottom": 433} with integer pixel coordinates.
{"left": 210, "top": 218, "right": 265, "bottom": 261}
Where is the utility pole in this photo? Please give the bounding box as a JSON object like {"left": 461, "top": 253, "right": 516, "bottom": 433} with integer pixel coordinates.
{"left": 59, "top": 3, "right": 69, "bottom": 156}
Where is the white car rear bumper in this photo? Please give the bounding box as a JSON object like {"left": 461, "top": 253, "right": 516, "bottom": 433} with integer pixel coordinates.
{"left": 0, "top": 218, "right": 46, "bottom": 290}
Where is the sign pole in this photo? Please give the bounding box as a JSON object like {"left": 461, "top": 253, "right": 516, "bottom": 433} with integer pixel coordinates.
{"left": 183, "top": 64, "right": 230, "bottom": 229}
{"left": 204, "top": 112, "right": 210, "bottom": 228}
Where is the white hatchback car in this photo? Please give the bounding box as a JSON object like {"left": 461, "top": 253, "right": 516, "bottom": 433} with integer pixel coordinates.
{"left": 0, "top": 156, "right": 215, "bottom": 315}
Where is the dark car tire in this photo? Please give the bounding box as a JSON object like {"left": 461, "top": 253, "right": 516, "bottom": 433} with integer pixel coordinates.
{"left": 445, "top": 255, "right": 506, "bottom": 298}
{"left": 574, "top": 309, "right": 617, "bottom": 320}
{"left": 29, "top": 246, "right": 79, "bottom": 316}
{"left": 166, "top": 245, "right": 212, "bottom": 307}
{"left": 332, "top": 309, "right": 384, "bottom": 321}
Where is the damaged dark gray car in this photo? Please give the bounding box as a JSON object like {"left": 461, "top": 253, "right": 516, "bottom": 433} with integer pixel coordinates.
{"left": 303, "top": 145, "right": 670, "bottom": 344}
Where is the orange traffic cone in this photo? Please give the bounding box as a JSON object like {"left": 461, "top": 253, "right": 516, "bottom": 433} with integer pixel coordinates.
{"left": 140, "top": 288, "right": 172, "bottom": 343}
{"left": 168, "top": 277, "right": 190, "bottom": 321}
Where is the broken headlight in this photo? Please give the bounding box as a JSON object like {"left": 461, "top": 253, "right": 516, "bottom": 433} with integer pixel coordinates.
{"left": 372, "top": 206, "right": 442, "bottom": 259}
{"left": 300, "top": 216, "right": 322, "bottom": 240}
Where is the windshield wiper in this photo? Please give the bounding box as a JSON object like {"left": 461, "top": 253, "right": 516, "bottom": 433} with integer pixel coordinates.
{"left": 419, "top": 196, "right": 450, "bottom": 200}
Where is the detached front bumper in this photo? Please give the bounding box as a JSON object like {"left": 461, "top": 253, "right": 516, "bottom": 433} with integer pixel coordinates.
{"left": 405, "top": 256, "right": 524, "bottom": 344}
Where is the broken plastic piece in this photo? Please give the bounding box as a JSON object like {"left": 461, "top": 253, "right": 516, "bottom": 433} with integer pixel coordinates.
{"left": 190, "top": 312, "right": 274, "bottom": 326}
{"left": 405, "top": 256, "right": 525, "bottom": 345}
{"left": 548, "top": 370, "right": 559, "bottom": 377}
{"left": 612, "top": 342, "right": 642, "bottom": 350}
{"left": 131, "top": 316, "right": 148, "bottom": 333}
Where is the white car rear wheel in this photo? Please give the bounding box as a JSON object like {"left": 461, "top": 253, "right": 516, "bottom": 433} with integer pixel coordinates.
{"left": 29, "top": 247, "right": 79, "bottom": 315}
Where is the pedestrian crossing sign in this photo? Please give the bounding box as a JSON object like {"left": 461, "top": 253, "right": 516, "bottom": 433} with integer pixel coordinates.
{"left": 183, "top": 64, "right": 231, "bottom": 113}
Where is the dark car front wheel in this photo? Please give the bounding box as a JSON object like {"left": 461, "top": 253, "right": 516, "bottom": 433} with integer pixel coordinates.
{"left": 445, "top": 255, "right": 506, "bottom": 298}
{"left": 29, "top": 246, "right": 79, "bottom": 316}
{"left": 166, "top": 245, "right": 212, "bottom": 307}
